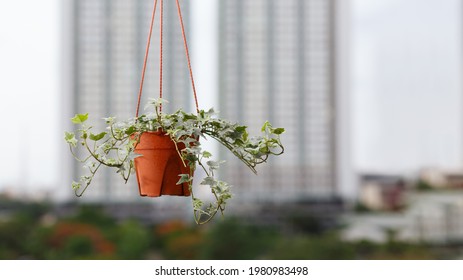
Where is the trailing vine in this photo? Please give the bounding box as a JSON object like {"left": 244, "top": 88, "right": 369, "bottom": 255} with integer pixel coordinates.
{"left": 65, "top": 98, "right": 284, "bottom": 224}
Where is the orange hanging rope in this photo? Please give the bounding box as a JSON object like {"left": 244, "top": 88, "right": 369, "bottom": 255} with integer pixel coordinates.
{"left": 175, "top": 0, "right": 199, "bottom": 113}
{"left": 159, "top": 0, "right": 164, "bottom": 112}
{"left": 136, "top": 0, "right": 158, "bottom": 118}
{"left": 136, "top": 0, "right": 199, "bottom": 116}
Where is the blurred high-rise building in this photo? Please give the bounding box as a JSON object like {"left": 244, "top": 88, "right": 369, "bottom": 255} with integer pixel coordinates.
{"left": 218, "top": 0, "right": 353, "bottom": 213}
{"left": 60, "top": 0, "right": 353, "bottom": 221}
{"left": 62, "top": 0, "right": 193, "bottom": 202}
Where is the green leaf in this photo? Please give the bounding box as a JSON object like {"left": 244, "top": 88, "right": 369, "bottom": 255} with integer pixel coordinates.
{"left": 145, "top": 97, "right": 169, "bottom": 110}
{"left": 200, "top": 176, "right": 216, "bottom": 186}
{"left": 64, "top": 131, "right": 78, "bottom": 147}
{"left": 89, "top": 132, "right": 107, "bottom": 141}
{"left": 236, "top": 125, "right": 247, "bottom": 133}
{"left": 272, "top": 127, "right": 285, "bottom": 135}
{"left": 182, "top": 113, "right": 197, "bottom": 121}
{"left": 177, "top": 174, "right": 192, "bottom": 185}
{"left": 71, "top": 181, "right": 81, "bottom": 190}
{"left": 192, "top": 198, "right": 204, "bottom": 210}
{"left": 71, "top": 113, "right": 89, "bottom": 124}
{"left": 202, "top": 151, "right": 212, "bottom": 158}
{"left": 261, "top": 120, "right": 271, "bottom": 132}
{"left": 243, "top": 130, "right": 249, "bottom": 141}
{"left": 106, "top": 158, "right": 117, "bottom": 165}
{"left": 125, "top": 126, "right": 136, "bottom": 136}
{"left": 206, "top": 160, "right": 220, "bottom": 169}
{"left": 65, "top": 97, "right": 285, "bottom": 224}
{"left": 103, "top": 117, "right": 115, "bottom": 124}
{"left": 207, "top": 160, "right": 225, "bottom": 171}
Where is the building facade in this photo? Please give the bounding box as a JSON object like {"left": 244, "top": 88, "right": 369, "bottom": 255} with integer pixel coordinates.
{"left": 218, "top": 0, "right": 351, "bottom": 211}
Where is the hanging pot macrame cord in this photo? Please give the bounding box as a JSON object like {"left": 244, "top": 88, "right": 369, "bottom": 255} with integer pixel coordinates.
{"left": 159, "top": 0, "right": 164, "bottom": 110}
{"left": 134, "top": 0, "right": 211, "bottom": 224}
{"left": 136, "top": 0, "right": 157, "bottom": 118}
{"left": 175, "top": 0, "right": 199, "bottom": 113}
{"left": 136, "top": 0, "right": 199, "bottom": 117}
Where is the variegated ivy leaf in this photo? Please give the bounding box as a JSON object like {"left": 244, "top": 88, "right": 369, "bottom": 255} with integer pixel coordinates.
{"left": 71, "top": 181, "right": 81, "bottom": 190}
{"left": 64, "top": 132, "right": 78, "bottom": 147}
{"left": 206, "top": 160, "right": 225, "bottom": 170}
{"left": 65, "top": 97, "right": 284, "bottom": 225}
{"left": 103, "top": 116, "right": 115, "bottom": 124}
{"left": 272, "top": 127, "right": 285, "bottom": 135}
{"left": 71, "top": 113, "right": 89, "bottom": 124}
{"left": 125, "top": 126, "right": 137, "bottom": 136}
{"left": 144, "top": 97, "right": 169, "bottom": 110}
{"left": 179, "top": 137, "right": 198, "bottom": 146}
{"left": 106, "top": 158, "right": 117, "bottom": 165}
{"left": 206, "top": 203, "right": 216, "bottom": 214}
{"left": 202, "top": 151, "right": 212, "bottom": 158}
{"left": 89, "top": 132, "right": 107, "bottom": 141}
{"left": 192, "top": 198, "right": 204, "bottom": 210}
{"left": 184, "top": 146, "right": 202, "bottom": 156}
{"left": 200, "top": 176, "right": 216, "bottom": 186}
{"left": 83, "top": 161, "right": 97, "bottom": 170}
{"left": 177, "top": 174, "right": 192, "bottom": 185}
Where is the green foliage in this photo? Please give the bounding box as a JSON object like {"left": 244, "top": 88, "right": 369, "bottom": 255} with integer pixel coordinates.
{"left": 89, "top": 132, "right": 107, "bottom": 141}
{"left": 44, "top": 221, "right": 116, "bottom": 259}
{"left": 200, "top": 219, "right": 279, "bottom": 260}
{"left": 67, "top": 205, "right": 116, "bottom": 230}
{"left": 65, "top": 98, "right": 285, "bottom": 224}
{"left": 115, "top": 220, "right": 151, "bottom": 259}
{"left": 288, "top": 214, "right": 324, "bottom": 235}
{"left": 64, "top": 132, "right": 77, "bottom": 147}
{"left": 71, "top": 113, "right": 88, "bottom": 124}
{"left": 154, "top": 220, "right": 204, "bottom": 259}
{"left": 351, "top": 239, "right": 435, "bottom": 260}
{"left": 354, "top": 202, "right": 372, "bottom": 213}
{"left": 0, "top": 219, "right": 32, "bottom": 259}
{"left": 0, "top": 200, "right": 50, "bottom": 259}
{"left": 266, "top": 233, "right": 356, "bottom": 260}
{"left": 0, "top": 198, "right": 447, "bottom": 260}
{"left": 62, "top": 235, "right": 96, "bottom": 258}
{"left": 23, "top": 206, "right": 153, "bottom": 260}
{"left": 25, "top": 226, "right": 54, "bottom": 259}
{"left": 416, "top": 179, "right": 435, "bottom": 191}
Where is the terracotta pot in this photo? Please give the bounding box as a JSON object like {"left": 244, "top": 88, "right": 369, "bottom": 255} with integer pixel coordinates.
{"left": 134, "top": 131, "right": 192, "bottom": 197}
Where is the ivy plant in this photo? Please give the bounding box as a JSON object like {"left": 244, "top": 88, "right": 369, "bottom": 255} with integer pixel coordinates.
{"left": 65, "top": 98, "right": 284, "bottom": 224}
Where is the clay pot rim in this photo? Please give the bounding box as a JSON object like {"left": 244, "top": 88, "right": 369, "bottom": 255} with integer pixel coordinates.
{"left": 133, "top": 130, "right": 178, "bottom": 151}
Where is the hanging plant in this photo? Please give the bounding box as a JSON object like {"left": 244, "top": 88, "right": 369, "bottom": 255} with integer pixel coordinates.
{"left": 65, "top": 98, "right": 284, "bottom": 224}
{"left": 64, "top": 0, "right": 285, "bottom": 224}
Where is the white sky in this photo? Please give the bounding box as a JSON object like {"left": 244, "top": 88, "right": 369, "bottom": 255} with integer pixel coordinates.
{"left": 0, "top": 0, "right": 59, "bottom": 191}
{"left": 352, "top": 0, "right": 463, "bottom": 174}
{"left": 0, "top": 0, "right": 462, "bottom": 194}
